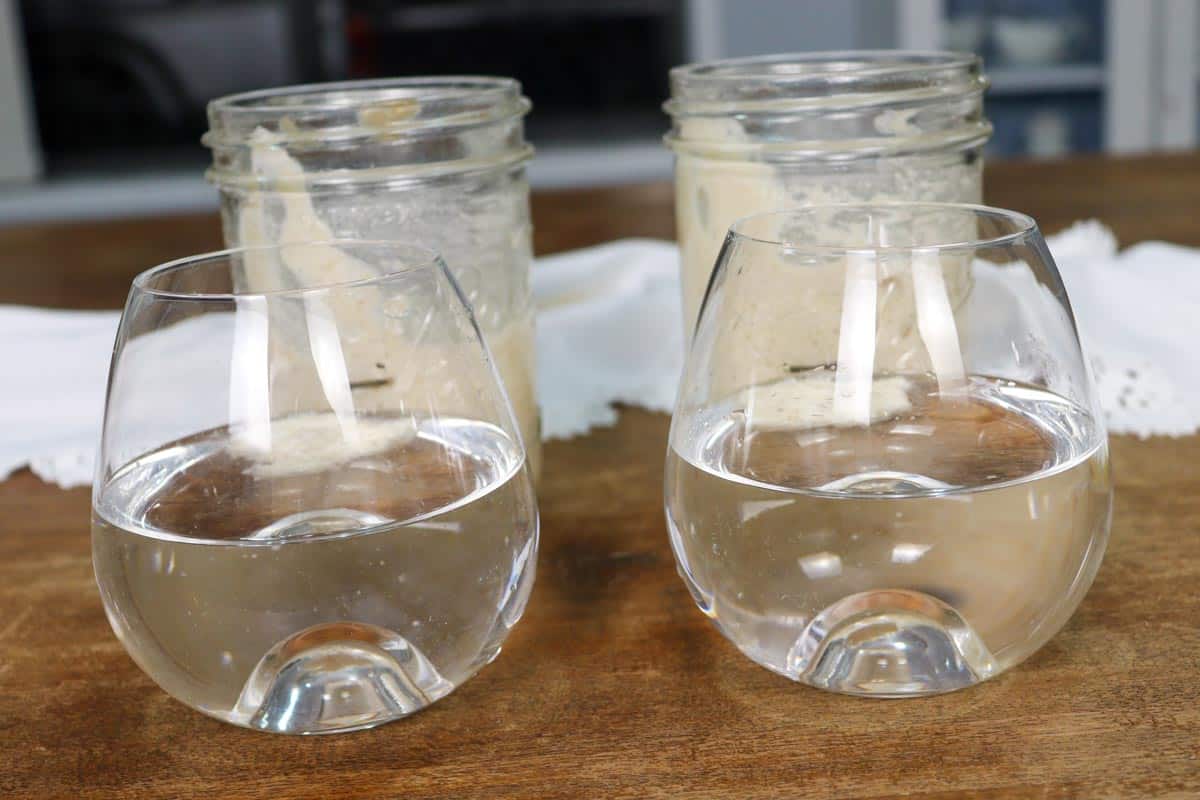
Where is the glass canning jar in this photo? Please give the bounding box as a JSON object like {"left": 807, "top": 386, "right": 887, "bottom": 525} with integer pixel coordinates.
{"left": 665, "top": 51, "right": 991, "bottom": 356}
{"left": 205, "top": 77, "right": 540, "bottom": 477}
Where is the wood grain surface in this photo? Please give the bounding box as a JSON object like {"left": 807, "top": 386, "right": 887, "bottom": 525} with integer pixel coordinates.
{"left": 2, "top": 155, "right": 1199, "bottom": 799}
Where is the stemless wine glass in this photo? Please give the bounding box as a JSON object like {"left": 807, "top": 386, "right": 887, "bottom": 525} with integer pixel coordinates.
{"left": 665, "top": 204, "right": 1112, "bottom": 697}
{"left": 92, "top": 241, "right": 538, "bottom": 733}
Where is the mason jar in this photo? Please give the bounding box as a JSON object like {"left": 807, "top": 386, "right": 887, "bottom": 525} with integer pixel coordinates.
{"left": 204, "top": 77, "right": 540, "bottom": 477}
{"left": 665, "top": 52, "right": 991, "bottom": 366}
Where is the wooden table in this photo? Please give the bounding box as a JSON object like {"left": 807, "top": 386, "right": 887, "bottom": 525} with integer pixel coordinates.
{"left": 2, "top": 155, "right": 1198, "bottom": 799}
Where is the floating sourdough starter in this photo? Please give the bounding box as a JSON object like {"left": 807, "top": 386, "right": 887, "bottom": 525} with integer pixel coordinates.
{"left": 227, "top": 125, "right": 539, "bottom": 478}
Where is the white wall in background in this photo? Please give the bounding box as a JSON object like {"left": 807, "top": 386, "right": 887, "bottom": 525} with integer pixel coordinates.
{"left": 895, "top": 0, "right": 941, "bottom": 50}
{"left": 1107, "top": 0, "right": 1157, "bottom": 152}
{"left": 685, "top": 0, "right": 897, "bottom": 60}
{"left": 1159, "top": 0, "right": 1198, "bottom": 149}
{"left": 1107, "top": 0, "right": 1198, "bottom": 152}
{"left": 0, "top": 0, "right": 42, "bottom": 182}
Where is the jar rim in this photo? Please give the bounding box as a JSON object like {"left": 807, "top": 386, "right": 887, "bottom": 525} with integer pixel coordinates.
{"left": 204, "top": 76, "right": 533, "bottom": 188}
{"left": 665, "top": 50, "right": 985, "bottom": 117}
{"left": 204, "top": 76, "right": 530, "bottom": 149}
{"left": 672, "top": 50, "right": 978, "bottom": 84}
{"left": 209, "top": 76, "right": 521, "bottom": 115}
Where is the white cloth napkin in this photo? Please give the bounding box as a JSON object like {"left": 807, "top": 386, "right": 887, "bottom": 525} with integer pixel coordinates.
{"left": 1049, "top": 224, "right": 1200, "bottom": 438}
{"left": 533, "top": 239, "right": 682, "bottom": 437}
{"left": 0, "top": 307, "right": 121, "bottom": 487}
{"left": 1, "top": 225, "right": 1197, "bottom": 488}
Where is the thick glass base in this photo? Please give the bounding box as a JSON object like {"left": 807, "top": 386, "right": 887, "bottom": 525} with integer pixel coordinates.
{"left": 225, "top": 622, "right": 456, "bottom": 735}
{"left": 787, "top": 590, "right": 998, "bottom": 697}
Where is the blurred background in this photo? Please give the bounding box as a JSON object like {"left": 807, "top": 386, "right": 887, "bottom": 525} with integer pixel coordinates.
{"left": 0, "top": 0, "right": 1196, "bottom": 224}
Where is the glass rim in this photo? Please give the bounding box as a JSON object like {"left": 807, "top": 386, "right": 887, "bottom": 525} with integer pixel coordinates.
{"left": 726, "top": 203, "right": 1040, "bottom": 254}
{"left": 132, "top": 240, "right": 445, "bottom": 302}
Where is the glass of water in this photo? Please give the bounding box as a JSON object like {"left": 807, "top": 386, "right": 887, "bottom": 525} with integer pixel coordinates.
{"left": 92, "top": 241, "right": 538, "bottom": 733}
{"left": 665, "top": 204, "right": 1112, "bottom": 696}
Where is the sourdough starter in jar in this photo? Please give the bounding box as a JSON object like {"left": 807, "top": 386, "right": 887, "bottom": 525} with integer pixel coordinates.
{"left": 205, "top": 78, "right": 541, "bottom": 477}
{"left": 665, "top": 53, "right": 991, "bottom": 371}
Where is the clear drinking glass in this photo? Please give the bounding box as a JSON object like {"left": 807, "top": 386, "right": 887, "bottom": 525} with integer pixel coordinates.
{"left": 665, "top": 204, "right": 1112, "bottom": 697}
{"left": 92, "top": 241, "right": 538, "bottom": 733}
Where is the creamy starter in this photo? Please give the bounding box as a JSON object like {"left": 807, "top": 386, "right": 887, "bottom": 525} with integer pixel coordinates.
{"left": 228, "top": 126, "right": 540, "bottom": 478}
{"left": 666, "top": 52, "right": 990, "bottom": 385}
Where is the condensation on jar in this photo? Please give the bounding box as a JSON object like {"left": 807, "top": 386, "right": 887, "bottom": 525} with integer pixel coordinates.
{"left": 664, "top": 52, "right": 992, "bottom": 360}
{"left": 204, "top": 77, "right": 541, "bottom": 478}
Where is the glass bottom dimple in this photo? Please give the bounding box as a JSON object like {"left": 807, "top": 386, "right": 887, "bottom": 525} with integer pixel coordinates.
{"left": 788, "top": 590, "right": 996, "bottom": 697}
{"left": 233, "top": 621, "right": 454, "bottom": 734}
